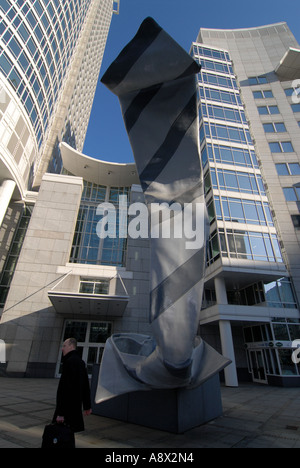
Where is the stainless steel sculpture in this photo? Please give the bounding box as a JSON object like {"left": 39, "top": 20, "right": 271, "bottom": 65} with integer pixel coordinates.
{"left": 95, "top": 18, "right": 230, "bottom": 404}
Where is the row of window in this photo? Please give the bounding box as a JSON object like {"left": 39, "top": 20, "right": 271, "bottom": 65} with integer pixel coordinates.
{"left": 207, "top": 227, "right": 283, "bottom": 265}
{"left": 258, "top": 103, "right": 300, "bottom": 115}
{"left": 199, "top": 62, "right": 284, "bottom": 267}
{"left": 204, "top": 278, "right": 297, "bottom": 310}
{"left": 252, "top": 78, "right": 300, "bottom": 209}
{"left": 0, "top": 0, "right": 92, "bottom": 147}
{"left": 276, "top": 163, "right": 300, "bottom": 176}
{"left": 249, "top": 75, "right": 298, "bottom": 98}
{"left": 201, "top": 121, "right": 253, "bottom": 145}
{"left": 193, "top": 45, "right": 231, "bottom": 63}
{"left": 200, "top": 71, "right": 238, "bottom": 91}
{"left": 70, "top": 184, "right": 130, "bottom": 267}
{"left": 254, "top": 88, "right": 300, "bottom": 100}
{"left": 264, "top": 121, "right": 300, "bottom": 133}
{"left": 219, "top": 228, "right": 283, "bottom": 263}
{"left": 208, "top": 167, "right": 265, "bottom": 196}
{"left": 0, "top": 205, "right": 33, "bottom": 308}
{"left": 269, "top": 141, "right": 294, "bottom": 153}
{"left": 212, "top": 195, "right": 274, "bottom": 227}
{"left": 202, "top": 102, "right": 247, "bottom": 125}
{"left": 201, "top": 143, "right": 259, "bottom": 170}
{"left": 199, "top": 86, "right": 242, "bottom": 106}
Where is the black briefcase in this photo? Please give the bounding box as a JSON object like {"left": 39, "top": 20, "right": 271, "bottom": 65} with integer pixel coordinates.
{"left": 41, "top": 423, "right": 75, "bottom": 448}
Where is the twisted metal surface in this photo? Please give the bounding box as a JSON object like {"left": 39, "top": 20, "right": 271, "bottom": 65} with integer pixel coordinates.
{"left": 96, "top": 18, "right": 230, "bottom": 403}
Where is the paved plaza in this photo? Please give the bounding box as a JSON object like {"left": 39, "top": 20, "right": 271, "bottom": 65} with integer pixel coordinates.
{"left": 0, "top": 377, "right": 299, "bottom": 448}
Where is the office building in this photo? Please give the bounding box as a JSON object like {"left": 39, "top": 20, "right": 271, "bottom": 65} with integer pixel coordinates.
{"left": 0, "top": 0, "right": 118, "bottom": 307}
{"left": 0, "top": 0, "right": 118, "bottom": 223}
{"left": 193, "top": 22, "right": 300, "bottom": 386}
{"left": 1, "top": 21, "right": 300, "bottom": 387}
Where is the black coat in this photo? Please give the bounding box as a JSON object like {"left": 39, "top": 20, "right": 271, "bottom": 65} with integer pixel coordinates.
{"left": 53, "top": 350, "right": 91, "bottom": 433}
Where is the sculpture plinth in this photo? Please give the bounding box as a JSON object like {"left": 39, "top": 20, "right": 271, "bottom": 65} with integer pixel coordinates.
{"left": 91, "top": 364, "right": 223, "bottom": 434}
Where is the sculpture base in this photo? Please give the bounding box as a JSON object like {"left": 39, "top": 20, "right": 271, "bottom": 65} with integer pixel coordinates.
{"left": 91, "top": 365, "right": 223, "bottom": 434}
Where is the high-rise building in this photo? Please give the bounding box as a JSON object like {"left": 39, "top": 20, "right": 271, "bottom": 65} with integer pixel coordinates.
{"left": 0, "top": 0, "right": 118, "bottom": 225}
{"left": 0, "top": 0, "right": 118, "bottom": 313}
{"left": 1, "top": 19, "right": 300, "bottom": 387}
{"left": 192, "top": 23, "right": 300, "bottom": 386}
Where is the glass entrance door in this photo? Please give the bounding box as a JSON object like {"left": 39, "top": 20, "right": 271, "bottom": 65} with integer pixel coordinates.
{"left": 56, "top": 320, "right": 111, "bottom": 378}
{"left": 249, "top": 350, "right": 268, "bottom": 384}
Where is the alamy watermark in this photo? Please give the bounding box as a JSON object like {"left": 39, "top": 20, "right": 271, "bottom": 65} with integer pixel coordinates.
{"left": 292, "top": 340, "right": 300, "bottom": 365}
{"left": 292, "top": 79, "right": 300, "bottom": 104}
{"left": 96, "top": 195, "right": 205, "bottom": 250}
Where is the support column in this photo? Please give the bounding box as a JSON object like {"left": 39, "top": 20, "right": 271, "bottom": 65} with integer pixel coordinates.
{"left": 219, "top": 320, "right": 239, "bottom": 387}
{"left": 0, "top": 180, "right": 16, "bottom": 228}
{"left": 214, "top": 277, "right": 238, "bottom": 387}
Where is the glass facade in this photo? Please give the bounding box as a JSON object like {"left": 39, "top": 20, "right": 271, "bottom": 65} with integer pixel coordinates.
{"left": 0, "top": 204, "right": 33, "bottom": 308}
{"left": 192, "top": 44, "right": 283, "bottom": 267}
{"left": 0, "top": 0, "right": 92, "bottom": 150}
{"left": 57, "top": 319, "right": 112, "bottom": 376}
{"left": 69, "top": 182, "right": 130, "bottom": 267}
{"left": 244, "top": 318, "right": 300, "bottom": 377}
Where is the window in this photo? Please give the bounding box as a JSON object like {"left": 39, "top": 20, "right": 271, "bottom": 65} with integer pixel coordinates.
{"left": 209, "top": 143, "right": 258, "bottom": 169}
{"left": 263, "top": 122, "right": 286, "bottom": 133}
{"left": 258, "top": 105, "right": 280, "bottom": 115}
{"left": 219, "top": 228, "right": 283, "bottom": 263}
{"left": 194, "top": 46, "right": 230, "bottom": 62}
{"left": 249, "top": 76, "right": 268, "bottom": 85}
{"left": 207, "top": 230, "right": 220, "bottom": 265}
{"left": 291, "top": 215, "right": 300, "bottom": 228}
{"left": 0, "top": 206, "right": 33, "bottom": 308}
{"left": 276, "top": 164, "right": 289, "bottom": 176}
{"left": 70, "top": 183, "right": 130, "bottom": 266}
{"left": 283, "top": 187, "right": 300, "bottom": 202}
{"left": 285, "top": 88, "right": 294, "bottom": 97}
{"left": 215, "top": 196, "right": 273, "bottom": 226}
{"left": 291, "top": 104, "right": 300, "bottom": 112}
{"left": 269, "top": 141, "right": 294, "bottom": 153}
{"left": 201, "top": 71, "right": 237, "bottom": 90}
{"left": 289, "top": 163, "right": 300, "bottom": 175}
{"left": 203, "top": 103, "right": 246, "bottom": 124}
{"left": 253, "top": 90, "right": 273, "bottom": 99}
{"left": 57, "top": 320, "right": 112, "bottom": 377}
{"left": 208, "top": 122, "right": 252, "bottom": 145}
{"left": 211, "top": 168, "right": 265, "bottom": 195}
{"left": 201, "top": 59, "right": 233, "bottom": 75}
{"left": 79, "top": 278, "right": 110, "bottom": 295}
{"left": 200, "top": 87, "right": 241, "bottom": 106}
{"left": 276, "top": 163, "right": 300, "bottom": 176}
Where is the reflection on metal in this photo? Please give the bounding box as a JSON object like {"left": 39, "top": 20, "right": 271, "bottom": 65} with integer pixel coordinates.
{"left": 96, "top": 18, "right": 231, "bottom": 403}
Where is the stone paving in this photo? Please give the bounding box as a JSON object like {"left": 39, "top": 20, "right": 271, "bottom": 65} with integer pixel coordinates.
{"left": 0, "top": 377, "right": 299, "bottom": 448}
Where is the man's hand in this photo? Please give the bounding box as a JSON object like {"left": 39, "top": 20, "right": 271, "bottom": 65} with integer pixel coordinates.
{"left": 56, "top": 415, "right": 65, "bottom": 424}
{"left": 84, "top": 409, "right": 92, "bottom": 416}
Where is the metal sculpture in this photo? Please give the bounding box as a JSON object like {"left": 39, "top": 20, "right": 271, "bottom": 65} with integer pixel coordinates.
{"left": 95, "top": 18, "right": 230, "bottom": 404}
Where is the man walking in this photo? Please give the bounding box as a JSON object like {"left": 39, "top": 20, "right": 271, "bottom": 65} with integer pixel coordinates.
{"left": 53, "top": 338, "right": 92, "bottom": 435}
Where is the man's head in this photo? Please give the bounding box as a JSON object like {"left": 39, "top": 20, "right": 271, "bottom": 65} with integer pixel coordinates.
{"left": 62, "top": 337, "right": 77, "bottom": 356}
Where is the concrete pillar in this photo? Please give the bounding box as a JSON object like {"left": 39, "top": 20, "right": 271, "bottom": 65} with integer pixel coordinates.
{"left": 214, "top": 276, "right": 228, "bottom": 305}
{"left": 214, "top": 277, "right": 238, "bottom": 387}
{"left": 219, "top": 320, "right": 239, "bottom": 387}
{"left": 0, "top": 180, "right": 16, "bottom": 228}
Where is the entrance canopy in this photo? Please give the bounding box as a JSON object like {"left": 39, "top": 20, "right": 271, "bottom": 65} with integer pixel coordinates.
{"left": 48, "top": 290, "right": 129, "bottom": 319}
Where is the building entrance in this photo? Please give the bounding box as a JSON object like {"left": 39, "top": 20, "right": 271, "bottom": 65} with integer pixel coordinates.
{"left": 56, "top": 320, "right": 112, "bottom": 378}
{"left": 248, "top": 350, "right": 268, "bottom": 384}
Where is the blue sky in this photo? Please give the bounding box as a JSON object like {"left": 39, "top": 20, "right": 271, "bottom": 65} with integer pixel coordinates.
{"left": 83, "top": 0, "right": 300, "bottom": 164}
